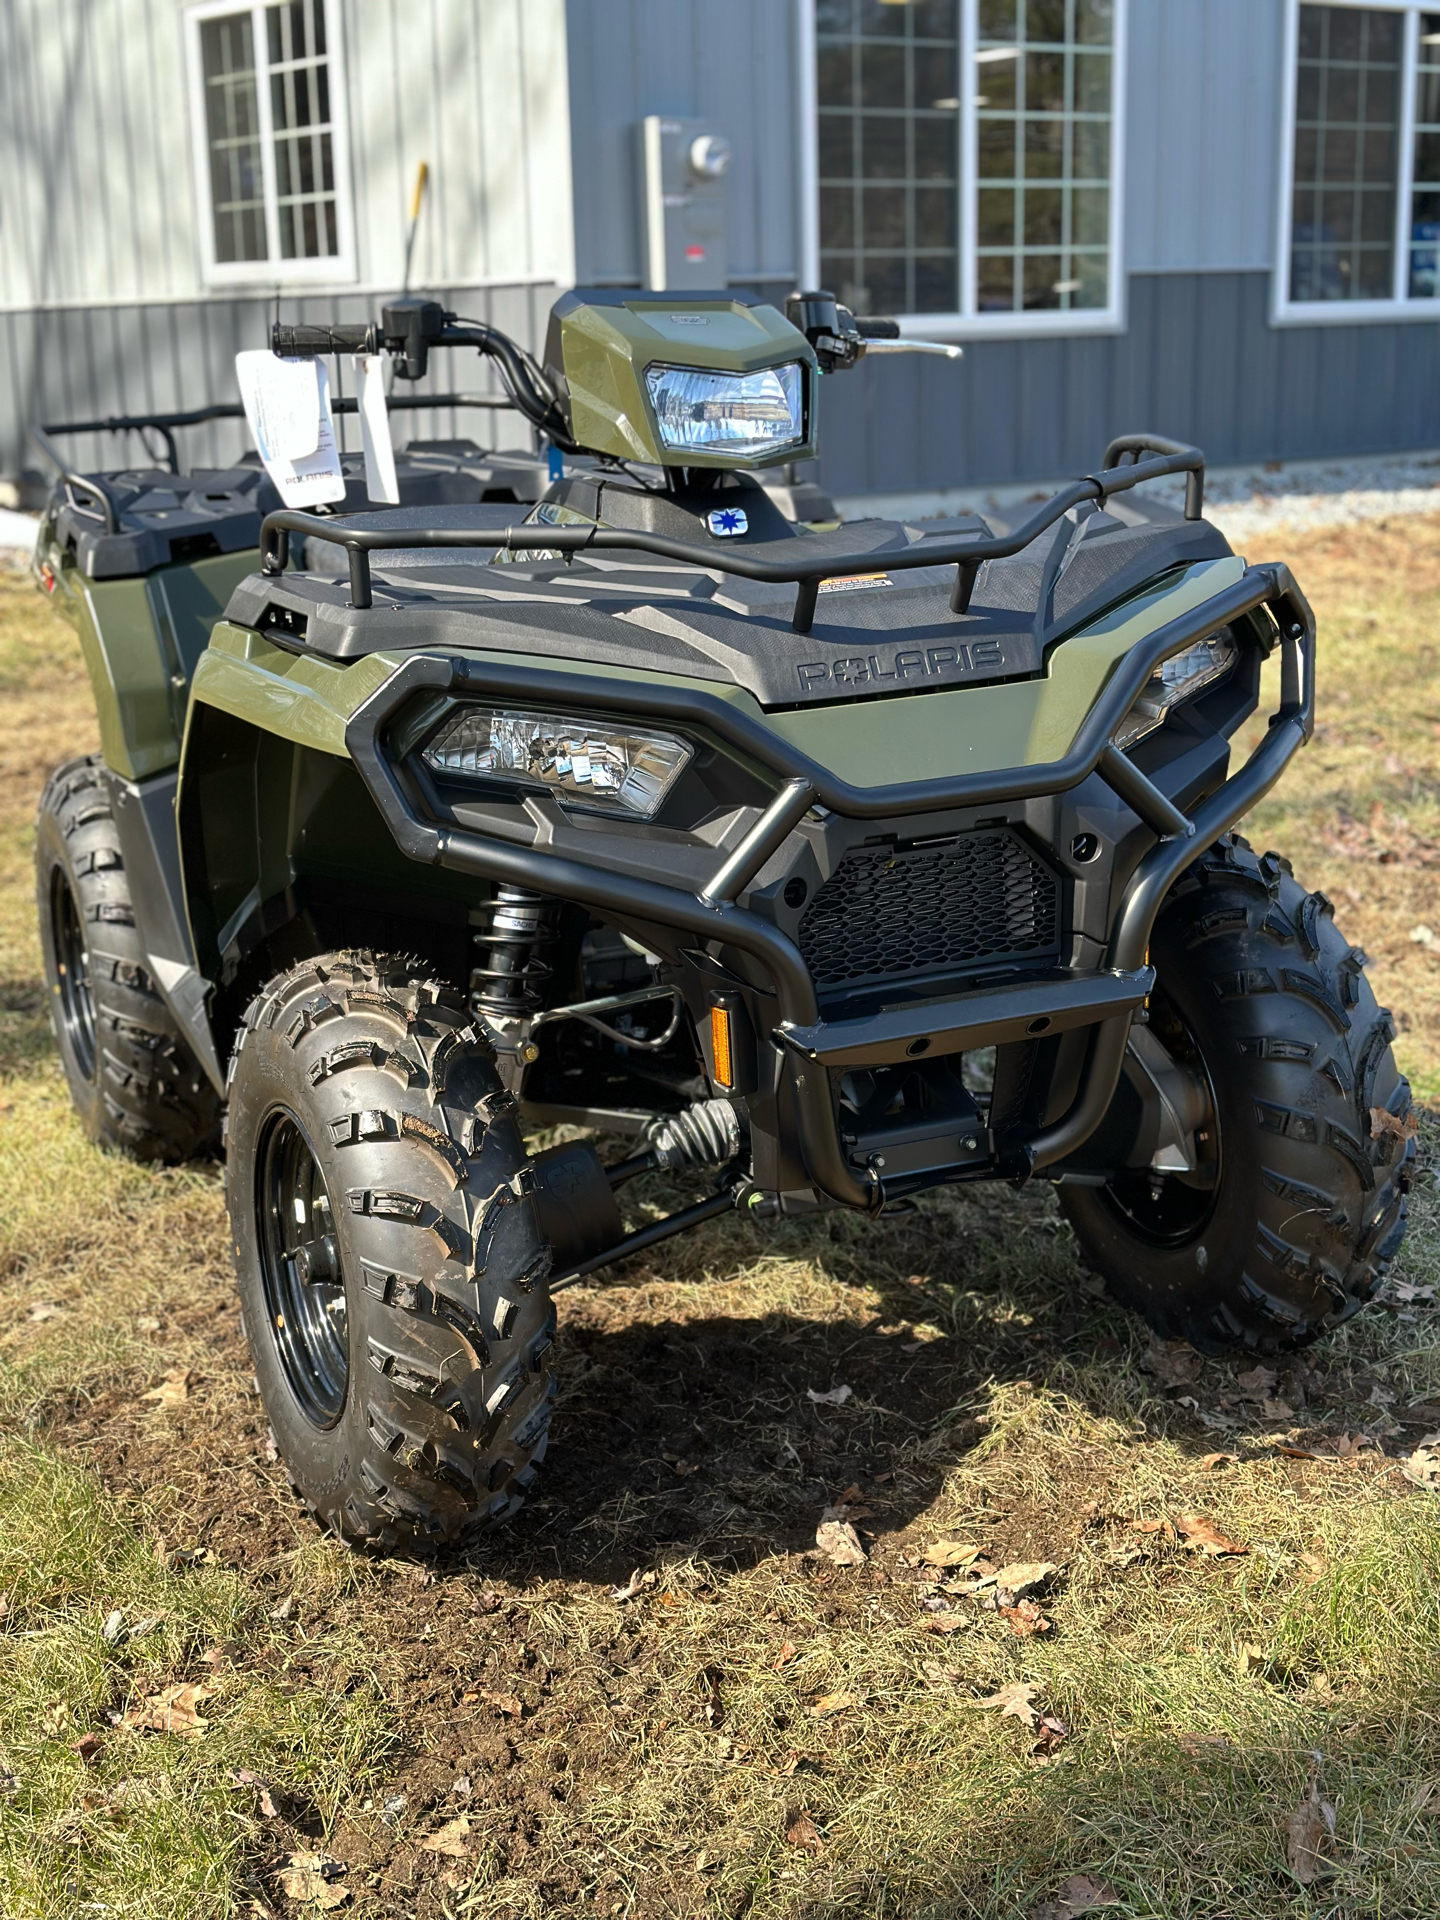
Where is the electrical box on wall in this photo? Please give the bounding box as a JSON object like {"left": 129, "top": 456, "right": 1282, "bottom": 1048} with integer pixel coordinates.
{"left": 637, "top": 116, "right": 732, "bottom": 292}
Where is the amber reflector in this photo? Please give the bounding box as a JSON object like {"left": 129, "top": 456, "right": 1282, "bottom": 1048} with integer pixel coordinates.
{"left": 709, "top": 1003, "right": 735, "bottom": 1089}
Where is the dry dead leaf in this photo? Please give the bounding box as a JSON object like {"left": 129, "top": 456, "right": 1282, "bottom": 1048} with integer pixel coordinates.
{"left": 1297, "top": 1551, "right": 1327, "bottom": 1582}
{"left": 421, "top": 1815, "right": 474, "bottom": 1859}
{"left": 773, "top": 1640, "right": 798, "bottom": 1669}
{"left": 610, "top": 1569, "right": 657, "bottom": 1603}
{"left": 1001, "top": 1598, "right": 1052, "bottom": 1637}
{"left": 1145, "top": 1335, "right": 1203, "bottom": 1387}
{"left": 774, "top": 1749, "right": 818, "bottom": 1776}
{"left": 1402, "top": 1442, "right": 1440, "bottom": 1491}
{"left": 1030, "top": 1872, "right": 1121, "bottom": 1919}
{"left": 479, "top": 1687, "right": 523, "bottom": 1719}
{"left": 920, "top": 1612, "right": 968, "bottom": 1635}
{"left": 69, "top": 1733, "right": 103, "bottom": 1762}
{"left": 974, "top": 1681, "right": 1039, "bottom": 1724}
{"left": 118, "top": 1683, "right": 213, "bottom": 1737}
{"left": 142, "top": 1368, "right": 192, "bottom": 1410}
{"left": 233, "top": 1770, "right": 280, "bottom": 1818}
{"left": 809, "top": 1691, "right": 855, "bottom": 1718}
{"left": 922, "top": 1660, "right": 962, "bottom": 1687}
{"left": 806, "top": 1384, "right": 853, "bottom": 1406}
{"left": 993, "top": 1560, "right": 1059, "bottom": 1601}
{"left": 1371, "top": 1105, "right": 1419, "bottom": 1145}
{"left": 278, "top": 1851, "right": 348, "bottom": 1909}
{"left": 1235, "top": 1364, "right": 1278, "bottom": 1399}
{"left": 1175, "top": 1512, "right": 1248, "bottom": 1556}
{"left": 920, "top": 1539, "right": 981, "bottom": 1567}
{"left": 784, "top": 1807, "right": 824, "bottom": 1853}
{"left": 1199, "top": 1451, "right": 1237, "bottom": 1470}
{"left": 815, "top": 1519, "right": 867, "bottom": 1567}
{"left": 1130, "top": 1517, "right": 1174, "bottom": 1536}
{"left": 1286, "top": 1768, "right": 1337, "bottom": 1885}
{"left": 1178, "top": 1732, "right": 1232, "bottom": 1757}
{"left": 26, "top": 1301, "right": 63, "bottom": 1323}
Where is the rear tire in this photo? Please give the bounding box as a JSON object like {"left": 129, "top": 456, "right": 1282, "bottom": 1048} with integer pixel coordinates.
{"left": 1061, "top": 835, "right": 1414, "bottom": 1355}
{"left": 34, "top": 754, "right": 221, "bottom": 1162}
{"left": 226, "top": 951, "right": 555, "bottom": 1550}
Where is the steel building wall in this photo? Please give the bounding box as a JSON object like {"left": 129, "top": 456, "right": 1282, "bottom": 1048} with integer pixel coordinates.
{"left": 0, "top": 0, "right": 573, "bottom": 482}
{"left": 817, "top": 269, "right": 1440, "bottom": 496}
{"left": 1125, "top": 0, "right": 1284, "bottom": 274}
{"left": 564, "top": 0, "right": 804, "bottom": 291}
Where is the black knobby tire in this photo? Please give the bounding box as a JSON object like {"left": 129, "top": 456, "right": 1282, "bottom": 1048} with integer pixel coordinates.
{"left": 1061, "top": 834, "right": 1414, "bottom": 1355}
{"left": 34, "top": 754, "right": 221, "bottom": 1162}
{"left": 226, "top": 951, "right": 555, "bottom": 1550}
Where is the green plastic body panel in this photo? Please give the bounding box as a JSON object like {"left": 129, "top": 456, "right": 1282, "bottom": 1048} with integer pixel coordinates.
{"left": 551, "top": 291, "right": 819, "bottom": 468}
{"left": 40, "top": 546, "right": 265, "bottom": 780}
{"left": 764, "top": 556, "right": 1247, "bottom": 783}
{"left": 188, "top": 623, "right": 404, "bottom": 756}
{"left": 191, "top": 556, "right": 1242, "bottom": 790}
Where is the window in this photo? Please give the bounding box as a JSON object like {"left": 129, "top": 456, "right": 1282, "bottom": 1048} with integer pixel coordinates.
{"left": 1278, "top": 1, "right": 1440, "bottom": 318}
{"left": 186, "top": 0, "right": 354, "bottom": 284}
{"left": 807, "top": 0, "right": 1126, "bottom": 333}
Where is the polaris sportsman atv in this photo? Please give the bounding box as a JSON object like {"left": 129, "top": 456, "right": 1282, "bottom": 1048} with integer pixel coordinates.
{"left": 32, "top": 289, "right": 1413, "bottom": 1551}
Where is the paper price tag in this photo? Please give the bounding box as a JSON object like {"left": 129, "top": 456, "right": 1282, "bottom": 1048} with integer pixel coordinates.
{"left": 235, "top": 350, "right": 346, "bottom": 509}
{"left": 352, "top": 354, "right": 399, "bottom": 504}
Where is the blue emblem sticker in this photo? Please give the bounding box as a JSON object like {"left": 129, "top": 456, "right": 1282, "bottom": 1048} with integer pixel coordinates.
{"left": 706, "top": 507, "right": 748, "bottom": 538}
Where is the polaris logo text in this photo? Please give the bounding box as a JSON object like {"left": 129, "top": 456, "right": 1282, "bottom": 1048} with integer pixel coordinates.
{"left": 795, "top": 637, "right": 1005, "bottom": 693}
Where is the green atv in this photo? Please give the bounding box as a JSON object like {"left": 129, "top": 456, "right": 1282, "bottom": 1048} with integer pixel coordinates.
{"left": 32, "top": 289, "right": 1414, "bottom": 1552}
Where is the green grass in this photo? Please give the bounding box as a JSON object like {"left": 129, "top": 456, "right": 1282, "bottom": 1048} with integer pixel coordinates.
{"left": 0, "top": 527, "right": 1439, "bottom": 1919}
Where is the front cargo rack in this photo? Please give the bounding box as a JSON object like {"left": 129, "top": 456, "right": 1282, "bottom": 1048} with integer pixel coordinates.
{"left": 259, "top": 434, "right": 1208, "bottom": 636}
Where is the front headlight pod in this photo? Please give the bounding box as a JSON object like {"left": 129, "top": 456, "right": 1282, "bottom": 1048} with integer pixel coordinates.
{"left": 644, "top": 361, "right": 804, "bottom": 457}
{"left": 422, "top": 706, "right": 693, "bottom": 820}
{"left": 1112, "top": 630, "right": 1240, "bottom": 751}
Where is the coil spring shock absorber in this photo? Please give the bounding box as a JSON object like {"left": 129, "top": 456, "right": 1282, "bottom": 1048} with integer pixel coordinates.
{"left": 469, "top": 886, "right": 558, "bottom": 1078}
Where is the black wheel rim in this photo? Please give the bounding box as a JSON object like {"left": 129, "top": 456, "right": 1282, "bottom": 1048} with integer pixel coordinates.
{"left": 256, "top": 1109, "right": 349, "bottom": 1427}
{"left": 1098, "top": 988, "right": 1222, "bottom": 1248}
{"left": 52, "top": 868, "right": 97, "bottom": 1080}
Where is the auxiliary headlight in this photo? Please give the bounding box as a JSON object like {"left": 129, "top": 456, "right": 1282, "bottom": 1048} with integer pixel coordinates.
{"left": 422, "top": 706, "right": 693, "bottom": 820}
{"left": 644, "top": 361, "right": 804, "bottom": 457}
{"left": 1112, "top": 631, "right": 1240, "bottom": 751}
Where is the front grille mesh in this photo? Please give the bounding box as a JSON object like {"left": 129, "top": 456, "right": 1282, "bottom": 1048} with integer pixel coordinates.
{"left": 798, "top": 829, "right": 1059, "bottom": 993}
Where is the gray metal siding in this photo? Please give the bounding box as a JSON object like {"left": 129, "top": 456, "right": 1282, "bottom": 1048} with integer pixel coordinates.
{"left": 564, "top": 0, "right": 803, "bottom": 286}
{"left": 815, "top": 270, "right": 1440, "bottom": 495}
{"left": 2, "top": 281, "right": 558, "bottom": 481}
{"left": 1125, "top": 0, "right": 1285, "bottom": 275}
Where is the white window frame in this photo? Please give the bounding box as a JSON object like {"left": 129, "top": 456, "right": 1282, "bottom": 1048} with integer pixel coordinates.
{"left": 184, "top": 0, "right": 356, "bottom": 288}
{"left": 1274, "top": 0, "right": 1440, "bottom": 325}
{"left": 797, "top": 0, "right": 1128, "bottom": 340}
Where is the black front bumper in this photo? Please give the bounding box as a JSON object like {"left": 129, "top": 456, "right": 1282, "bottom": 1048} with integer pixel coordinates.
{"left": 345, "top": 562, "right": 1314, "bottom": 1210}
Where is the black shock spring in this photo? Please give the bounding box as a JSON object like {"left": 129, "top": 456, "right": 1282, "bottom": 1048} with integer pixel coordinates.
{"left": 469, "top": 885, "right": 558, "bottom": 1019}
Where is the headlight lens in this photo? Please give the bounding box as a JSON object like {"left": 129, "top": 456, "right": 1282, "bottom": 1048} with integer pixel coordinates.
{"left": 644, "top": 361, "right": 804, "bottom": 457}
{"left": 1112, "top": 630, "right": 1240, "bottom": 751}
{"left": 422, "top": 706, "right": 693, "bottom": 820}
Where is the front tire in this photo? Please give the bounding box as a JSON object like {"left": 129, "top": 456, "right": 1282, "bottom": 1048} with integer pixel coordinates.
{"left": 226, "top": 952, "right": 555, "bottom": 1550}
{"left": 1061, "top": 835, "right": 1413, "bottom": 1355}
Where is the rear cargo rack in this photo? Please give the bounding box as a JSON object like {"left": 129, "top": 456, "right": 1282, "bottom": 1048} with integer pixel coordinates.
{"left": 29, "top": 392, "right": 522, "bottom": 533}
{"left": 258, "top": 434, "right": 1206, "bottom": 636}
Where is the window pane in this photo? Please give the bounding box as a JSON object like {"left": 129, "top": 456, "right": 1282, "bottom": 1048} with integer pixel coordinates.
{"left": 200, "top": 11, "right": 266, "bottom": 263}
{"left": 814, "top": 0, "right": 959, "bottom": 313}
{"left": 1412, "top": 14, "right": 1440, "bottom": 294}
{"left": 1290, "top": 4, "right": 1400, "bottom": 302}
{"left": 976, "top": 0, "right": 1113, "bottom": 310}
{"left": 267, "top": 0, "right": 341, "bottom": 260}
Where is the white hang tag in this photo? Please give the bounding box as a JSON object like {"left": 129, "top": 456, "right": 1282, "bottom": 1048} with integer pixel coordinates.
{"left": 352, "top": 354, "right": 399, "bottom": 504}
{"left": 235, "top": 351, "right": 345, "bottom": 508}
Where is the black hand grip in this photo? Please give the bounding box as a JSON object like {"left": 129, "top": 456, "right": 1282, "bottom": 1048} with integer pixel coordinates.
{"left": 271, "top": 322, "right": 377, "bottom": 357}
{"left": 855, "top": 316, "right": 901, "bottom": 339}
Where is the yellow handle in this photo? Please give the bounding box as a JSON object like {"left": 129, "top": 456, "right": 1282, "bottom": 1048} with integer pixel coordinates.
{"left": 409, "top": 161, "right": 429, "bottom": 225}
